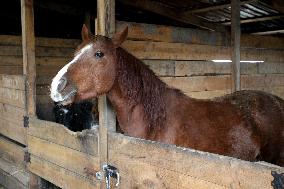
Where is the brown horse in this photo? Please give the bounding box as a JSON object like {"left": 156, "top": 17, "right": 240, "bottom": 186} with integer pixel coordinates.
{"left": 50, "top": 25, "right": 284, "bottom": 166}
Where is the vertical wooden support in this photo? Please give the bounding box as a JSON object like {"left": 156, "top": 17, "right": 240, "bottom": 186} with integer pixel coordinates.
{"left": 21, "top": 0, "right": 40, "bottom": 188}
{"left": 21, "top": 0, "right": 36, "bottom": 116}
{"left": 96, "top": 0, "right": 116, "bottom": 188}
{"left": 231, "top": 0, "right": 241, "bottom": 91}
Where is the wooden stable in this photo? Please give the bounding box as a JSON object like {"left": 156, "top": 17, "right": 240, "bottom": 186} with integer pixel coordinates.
{"left": 0, "top": 0, "right": 284, "bottom": 188}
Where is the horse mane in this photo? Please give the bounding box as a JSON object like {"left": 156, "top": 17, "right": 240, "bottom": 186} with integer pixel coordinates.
{"left": 116, "top": 47, "right": 169, "bottom": 130}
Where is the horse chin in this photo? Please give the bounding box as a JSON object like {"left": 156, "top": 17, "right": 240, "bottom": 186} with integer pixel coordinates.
{"left": 58, "top": 91, "right": 77, "bottom": 106}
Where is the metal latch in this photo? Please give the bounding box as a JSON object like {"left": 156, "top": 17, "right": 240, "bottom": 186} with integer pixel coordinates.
{"left": 24, "top": 148, "right": 30, "bottom": 163}
{"left": 103, "top": 164, "right": 120, "bottom": 189}
{"left": 23, "top": 116, "right": 29, "bottom": 128}
{"left": 271, "top": 171, "right": 284, "bottom": 189}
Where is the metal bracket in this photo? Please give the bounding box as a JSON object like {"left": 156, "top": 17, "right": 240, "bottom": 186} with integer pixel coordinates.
{"left": 271, "top": 171, "right": 284, "bottom": 189}
{"left": 23, "top": 116, "right": 29, "bottom": 128}
{"left": 24, "top": 150, "right": 30, "bottom": 163}
{"left": 103, "top": 164, "right": 120, "bottom": 189}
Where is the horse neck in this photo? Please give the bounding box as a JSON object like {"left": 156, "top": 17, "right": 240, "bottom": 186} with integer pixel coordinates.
{"left": 106, "top": 48, "right": 168, "bottom": 137}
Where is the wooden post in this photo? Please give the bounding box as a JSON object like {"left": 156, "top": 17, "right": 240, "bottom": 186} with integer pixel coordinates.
{"left": 231, "top": 0, "right": 241, "bottom": 91}
{"left": 21, "top": 0, "right": 40, "bottom": 188}
{"left": 21, "top": 0, "right": 36, "bottom": 116}
{"left": 96, "top": 0, "right": 116, "bottom": 188}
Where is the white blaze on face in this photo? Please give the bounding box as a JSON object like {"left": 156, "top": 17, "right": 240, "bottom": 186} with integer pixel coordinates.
{"left": 50, "top": 44, "right": 93, "bottom": 102}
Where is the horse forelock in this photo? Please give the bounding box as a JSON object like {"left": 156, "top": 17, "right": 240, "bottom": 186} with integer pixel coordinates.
{"left": 116, "top": 48, "right": 167, "bottom": 130}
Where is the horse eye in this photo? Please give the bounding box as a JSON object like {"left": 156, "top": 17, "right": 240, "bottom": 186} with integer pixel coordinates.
{"left": 95, "top": 51, "right": 104, "bottom": 58}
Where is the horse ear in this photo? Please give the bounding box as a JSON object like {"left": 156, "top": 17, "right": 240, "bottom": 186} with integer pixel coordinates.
{"left": 112, "top": 26, "right": 128, "bottom": 48}
{"left": 81, "top": 24, "right": 90, "bottom": 42}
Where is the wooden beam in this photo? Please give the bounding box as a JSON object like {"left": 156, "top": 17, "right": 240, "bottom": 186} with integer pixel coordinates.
{"left": 262, "top": 0, "right": 284, "bottom": 14}
{"left": 222, "top": 14, "right": 284, "bottom": 25}
{"left": 97, "top": 1, "right": 116, "bottom": 188}
{"left": 231, "top": 0, "right": 241, "bottom": 91}
{"left": 21, "top": 0, "right": 36, "bottom": 116}
{"left": 118, "top": 0, "right": 227, "bottom": 32}
{"left": 184, "top": 0, "right": 257, "bottom": 14}
{"left": 21, "top": 1, "right": 40, "bottom": 188}
{"left": 252, "top": 29, "right": 284, "bottom": 35}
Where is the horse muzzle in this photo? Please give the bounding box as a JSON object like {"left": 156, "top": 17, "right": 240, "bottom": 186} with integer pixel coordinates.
{"left": 50, "top": 75, "right": 77, "bottom": 105}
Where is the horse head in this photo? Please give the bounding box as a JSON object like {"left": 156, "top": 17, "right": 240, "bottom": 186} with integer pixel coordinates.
{"left": 50, "top": 25, "right": 128, "bottom": 105}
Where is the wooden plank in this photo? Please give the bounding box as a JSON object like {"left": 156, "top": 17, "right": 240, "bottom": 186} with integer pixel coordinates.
{"left": 21, "top": 0, "right": 36, "bottom": 116}
{"left": 28, "top": 155, "right": 99, "bottom": 189}
{"left": 0, "top": 102, "right": 25, "bottom": 126}
{"left": 0, "top": 31, "right": 283, "bottom": 52}
{"left": 0, "top": 35, "right": 80, "bottom": 48}
{"left": 122, "top": 40, "right": 284, "bottom": 62}
{"left": 109, "top": 133, "right": 284, "bottom": 189}
{"left": 0, "top": 158, "right": 29, "bottom": 189}
{"left": 0, "top": 74, "right": 25, "bottom": 90}
{"left": 241, "top": 35, "right": 284, "bottom": 49}
{"left": 35, "top": 57, "right": 71, "bottom": 67}
{"left": 143, "top": 60, "right": 175, "bottom": 76}
{"left": 231, "top": 0, "right": 241, "bottom": 91}
{"left": 28, "top": 117, "right": 99, "bottom": 156}
{"left": 175, "top": 61, "right": 259, "bottom": 76}
{"left": 0, "top": 56, "right": 22, "bottom": 66}
{"left": 0, "top": 45, "right": 74, "bottom": 57}
{"left": 118, "top": 21, "right": 284, "bottom": 49}
{"left": 36, "top": 65, "right": 61, "bottom": 77}
{"left": 1, "top": 41, "right": 284, "bottom": 62}
{"left": 0, "top": 119, "right": 26, "bottom": 145}
{"left": 162, "top": 76, "right": 231, "bottom": 93}
{"left": 241, "top": 74, "right": 284, "bottom": 89}
{"left": 117, "top": 21, "right": 229, "bottom": 46}
{"left": 162, "top": 74, "right": 284, "bottom": 94}
{"left": 0, "top": 65, "right": 23, "bottom": 75}
{"left": 0, "top": 87, "right": 25, "bottom": 108}
{"left": 123, "top": 40, "right": 229, "bottom": 60}
{"left": 0, "top": 56, "right": 67, "bottom": 67}
{"left": 28, "top": 135, "right": 100, "bottom": 180}
{"left": 0, "top": 135, "right": 26, "bottom": 168}
{"left": 258, "top": 62, "right": 284, "bottom": 74}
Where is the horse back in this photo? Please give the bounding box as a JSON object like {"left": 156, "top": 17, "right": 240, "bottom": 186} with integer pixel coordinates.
{"left": 166, "top": 89, "right": 284, "bottom": 165}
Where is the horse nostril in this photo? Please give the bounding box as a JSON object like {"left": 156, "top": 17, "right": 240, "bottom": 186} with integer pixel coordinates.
{"left": 57, "top": 77, "right": 67, "bottom": 92}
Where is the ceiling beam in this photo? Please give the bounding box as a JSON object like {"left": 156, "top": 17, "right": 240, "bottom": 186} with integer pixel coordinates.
{"left": 222, "top": 14, "right": 284, "bottom": 25}
{"left": 252, "top": 29, "right": 284, "bottom": 35}
{"left": 261, "top": 0, "right": 284, "bottom": 14}
{"left": 183, "top": 0, "right": 258, "bottom": 14}
{"left": 118, "top": 0, "right": 227, "bottom": 32}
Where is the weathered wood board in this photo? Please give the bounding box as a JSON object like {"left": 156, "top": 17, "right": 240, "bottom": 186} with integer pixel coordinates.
{"left": 0, "top": 135, "right": 26, "bottom": 168}
{"left": 28, "top": 155, "right": 99, "bottom": 189}
{"left": 0, "top": 119, "right": 26, "bottom": 145}
{"left": 28, "top": 117, "right": 99, "bottom": 156}
{"left": 117, "top": 21, "right": 284, "bottom": 49}
{"left": 0, "top": 158, "right": 29, "bottom": 189}
{"left": 27, "top": 117, "right": 101, "bottom": 189}
{"left": 0, "top": 75, "right": 26, "bottom": 144}
{"left": 108, "top": 133, "right": 284, "bottom": 189}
